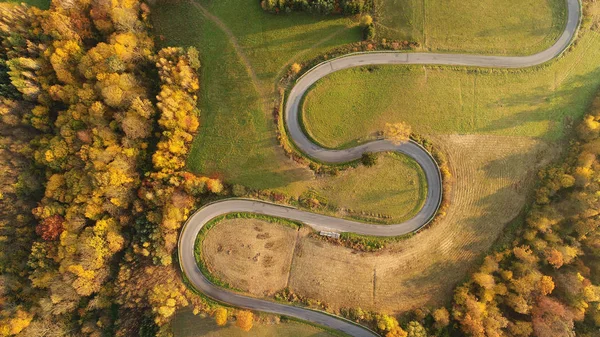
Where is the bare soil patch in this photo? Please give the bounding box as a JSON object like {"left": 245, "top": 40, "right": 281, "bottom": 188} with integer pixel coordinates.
{"left": 202, "top": 218, "right": 299, "bottom": 296}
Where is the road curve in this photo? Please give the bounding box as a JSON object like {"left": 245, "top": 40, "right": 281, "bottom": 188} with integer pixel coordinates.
{"left": 179, "top": 1, "right": 580, "bottom": 335}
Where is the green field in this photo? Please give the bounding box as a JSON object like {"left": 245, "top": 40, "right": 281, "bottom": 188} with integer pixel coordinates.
{"left": 172, "top": 310, "right": 336, "bottom": 337}
{"left": 375, "top": 0, "right": 567, "bottom": 55}
{"left": 152, "top": 0, "right": 361, "bottom": 189}
{"left": 152, "top": 0, "right": 429, "bottom": 221}
{"left": 303, "top": 30, "right": 600, "bottom": 148}
{"left": 150, "top": 0, "right": 579, "bottom": 222}
{"left": 302, "top": 153, "right": 427, "bottom": 223}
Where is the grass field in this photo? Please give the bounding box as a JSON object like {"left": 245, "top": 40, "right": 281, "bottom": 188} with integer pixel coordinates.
{"left": 303, "top": 31, "right": 600, "bottom": 148}
{"left": 202, "top": 135, "right": 557, "bottom": 312}
{"left": 375, "top": 0, "right": 566, "bottom": 55}
{"left": 152, "top": 1, "right": 361, "bottom": 189}
{"left": 152, "top": 1, "right": 428, "bottom": 222}
{"left": 294, "top": 153, "right": 427, "bottom": 223}
{"left": 172, "top": 309, "right": 335, "bottom": 337}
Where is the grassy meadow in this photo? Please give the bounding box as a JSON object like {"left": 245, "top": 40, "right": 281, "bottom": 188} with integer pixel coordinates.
{"left": 375, "top": 0, "right": 567, "bottom": 55}
{"left": 152, "top": 0, "right": 428, "bottom": 221}
{"left": 303, "top": 31, "right": 600, "bottom": 148}
{"left": 152, "top": 1, "right": 360, "bottom": 188}
{"left": 301, "top": 153, "right": 427, "bottom": 223}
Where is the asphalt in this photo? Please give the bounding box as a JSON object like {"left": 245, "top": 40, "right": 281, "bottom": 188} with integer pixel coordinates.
{"left": 178, "top": 1, "right": 580, "bottom": 335}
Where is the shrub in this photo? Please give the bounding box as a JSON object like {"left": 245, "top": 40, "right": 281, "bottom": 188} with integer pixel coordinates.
{"left": 261, "top": 0, "right": 372, "bottom": 15}
{"left": 231, "top": 184, "right": 247, "bottom": 197}
{"left": 360, "top": 14, "right": 373, "bottom": 27}
{"left": 361, "top": 152, "right": 377, "bottom": 167}
{"left": 214, "top": 307, "right": 228, "bottom": 326}
{"left": 384, "top": 121, "right": 411, "bottom": 145}
{"left": 290, "top": 62, "right": 301, "bottom": 74}
{"left": 235, "top": 311, "right": 253, "bottom": 332}
{"left": 364, "top": 24, "right": 376, "bottom": 41}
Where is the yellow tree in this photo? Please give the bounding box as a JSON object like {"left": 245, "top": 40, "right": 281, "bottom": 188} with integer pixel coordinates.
{"left": 360, "top": 14, "right": 373, "bottom": 26}
{"left": 387, "top": 326, "right": 408, "bottom": 337}
{"left": 214, "top": 307, "right": 228, "bottom": 326}
{"left": 235, "top": 310, "right": 253, "bottom": 332}
{"left": 0, "top": 308, "right": 33, "bottom": 336}
{"left": 384, "top": 122, "right": 411, "bottom": 145}
{"left": 432, "top": 307, "right": 450, "bottom": 329}
{"left": 546, "top": 248, "right": 564, "bottom": 269}
{"left": 290, "top": 63, "right": 301, "bottom": 74}
{"left": 538, "top": 275, "right": 555, "bottom": 295}
{"left": 376, "top": 314, "right": 403, "bottom": 335}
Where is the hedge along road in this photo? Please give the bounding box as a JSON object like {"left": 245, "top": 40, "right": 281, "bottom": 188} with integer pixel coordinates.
{"left": 179, "top": 0, "right": 580, "bottom": 336}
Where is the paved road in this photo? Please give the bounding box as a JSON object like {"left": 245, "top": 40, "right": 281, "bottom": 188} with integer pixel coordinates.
{"left": 179, "top": 1, "right": 580, "bottom": 335}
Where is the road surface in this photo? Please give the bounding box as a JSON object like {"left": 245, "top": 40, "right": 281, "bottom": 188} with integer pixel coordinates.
{"left": 179, "top": 1, "right": 580, "bottom": 335}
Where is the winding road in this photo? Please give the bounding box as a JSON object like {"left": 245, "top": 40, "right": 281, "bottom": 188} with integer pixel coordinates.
{"left": 178, "top": 1, "right": 581, "bottom": 335}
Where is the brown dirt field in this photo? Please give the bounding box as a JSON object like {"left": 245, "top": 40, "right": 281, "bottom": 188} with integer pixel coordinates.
{"left": 202, "top": 218, "right": 299, "bottom": 296}
{"left": 202, "top": 135, "right": 558, "bottom": 313}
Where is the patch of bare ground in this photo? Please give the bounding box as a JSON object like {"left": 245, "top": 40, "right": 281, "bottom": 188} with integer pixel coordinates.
{"left": 202, "top": 218, "right": 299, "bottom": 296}
{"left": 202, "top": 135, "right": 559, "bottom": 313}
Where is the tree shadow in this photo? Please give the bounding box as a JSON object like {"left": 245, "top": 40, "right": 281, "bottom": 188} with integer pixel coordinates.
{"left": 482, "top": 141, "right": 550, "bottom": 180}
{"left": 243, "top": 23, "right": 349, "bottom": 53}
{"left": 462, "top": 184, "right": 527, "bottom": 251}
{"left": 198, "top": 0, "right": 352, "bottom": 36}
{"left": 479, "top": 70, "right": 600, "bottom": 138}
{"left": 231, "top": 167, "right": 312, "bottom": 190}
{"left": 384, "top": 259, "right": 465, "bottom": 309}
{"left": 171, "top": 307, "right": 222, "bottom": 336}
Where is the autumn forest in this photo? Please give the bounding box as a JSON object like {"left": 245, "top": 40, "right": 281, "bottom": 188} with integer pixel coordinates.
{"left": 0, "top": 0, "right": 222, "bottom": 335}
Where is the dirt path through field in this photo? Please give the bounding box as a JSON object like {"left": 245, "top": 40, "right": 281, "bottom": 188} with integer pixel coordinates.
{"left": 189, "top": 1, "right": 267, "bottom": 106}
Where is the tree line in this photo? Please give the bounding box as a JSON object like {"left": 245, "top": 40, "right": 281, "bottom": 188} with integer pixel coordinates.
{"left": 0, "top": 0, "right": 228, "bottom": 335}
{"left": 260, "top": 0, "right": 371, "bottom": 15}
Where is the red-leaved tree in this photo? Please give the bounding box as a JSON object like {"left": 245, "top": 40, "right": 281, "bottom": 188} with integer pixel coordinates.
{"left": 36, "top": 214, "right": 64, "bottom": 241}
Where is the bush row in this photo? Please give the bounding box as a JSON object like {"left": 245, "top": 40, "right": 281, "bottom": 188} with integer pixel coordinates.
{"left": 261, "top": 0, "right": 372, "bottom": 15}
